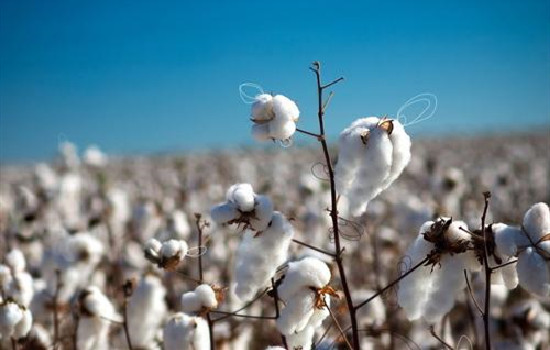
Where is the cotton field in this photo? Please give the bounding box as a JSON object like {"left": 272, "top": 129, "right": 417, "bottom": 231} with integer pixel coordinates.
{"left": 0, "top": 124, "right": 548, "bottom": 349}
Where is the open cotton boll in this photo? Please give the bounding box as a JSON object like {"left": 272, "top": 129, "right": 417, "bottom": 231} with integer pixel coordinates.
{"left": 7, "top": 272, "right": 34, "bottom": 307}
{"left": 0, "top": 302, "right": 23, "bottom": 339}
{"left": 233, "top": 212, "right": 294, "bottom": 301}
{"left": 278, "top": 256, "right": 331, "bottom": 301}
{"left": 144, "top": 238, "right": 162, "bottom": 259}
{"left": 181, "top": 284, "right": 218, "bottom": 313}
{"left": 227, "top": 184, "right": 255, "bottom": 212}
{"left": 335, "top": 117, "right": 411, "bottom": 216}
{"left": 492, "top": 223, "right": 527, "bottom": 258}
{"left": 397, "top": 220, "right": 474, "bottom": 323}
{"left": 77, "top": 287, "right": 116, "bottom": 350}
{"left": 250, "top": 94, "right": 299, "bottom": 142}
{"left": 523, "top": 202, "right": 550, "bottom": 242}
{"left": 517, "top": 247, "right": 550, "bottom": 298}
{"left": 125, "top": 275, "right": 167, "bottom": 348}
{"left": 160, "top": 240, "right": 189, "bottom": 260}
{"left": 249, "top": 195, "right": 274, "bottom": 231}
{"left": 210, "top": 204, "right": 240, "bottom": 224}
{"left": 163, "top": 313, "right": 210, "bottom": 350}
{"left": 12, "top": 307, "right": 32, "bottom": 339}
{"left": 6, "top": 249, "right": 26, "bottom": 275}
{"left": 67, "top": 232, "right": 104, "bottom": 266}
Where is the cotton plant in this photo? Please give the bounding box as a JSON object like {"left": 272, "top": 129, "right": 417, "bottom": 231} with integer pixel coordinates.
{"left": 143, "top": 238, "right": 189, "bottom": 270}
{"left": 276, "top": 257, "right": 336, "bottom": 349}
{"left": 210, "top": 183, "right": 274, "bottom": 232}
{"left": 250, "top": 94, "right": 300, "bottom": 142}
{"left": 492, "top": 202, "right": 550, "bottom": 298}
{"left": 123, "top": 274, "right": 167, "bottom": 348}
{"left": 181, "top": 284, "right": 219, "bottom": 314}
{"left": 76, "top": 286, "right": 118, "bottom": 350}
{"left": 233, "top": 211, "right": 294, "bottom": 301}
{"left": 163, "top": 312, "right": 210, "bottom": 350}
{"left": 397, "top": 218, "right": 481, "bottom": 323}
{"left": 335, "top": 117, "right": 411, "bottom": 216}
{"left": 0, "top": 298, "right": 33, "bottom": 342}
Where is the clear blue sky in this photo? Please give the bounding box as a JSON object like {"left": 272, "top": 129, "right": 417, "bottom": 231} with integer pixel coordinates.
{"left": 1, "top": 0, "right": 549, "bottom": 162}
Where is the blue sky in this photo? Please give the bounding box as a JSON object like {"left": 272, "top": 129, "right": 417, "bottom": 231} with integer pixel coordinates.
{"left": 1, "top": 0, "right": 549, "bottom": 162}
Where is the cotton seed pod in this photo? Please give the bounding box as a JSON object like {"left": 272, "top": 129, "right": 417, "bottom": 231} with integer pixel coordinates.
{"left": 181, "top": 284, "right": 218, "bottom": 313}
{"left": 250, "top": 94, "right": 299, "bottom": 142}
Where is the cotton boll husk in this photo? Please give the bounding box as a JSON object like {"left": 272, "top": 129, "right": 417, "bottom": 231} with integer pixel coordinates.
{"left": 126, "top": 275, "right": 167, "bottom": 347}
{"left": 12, "top": 307, "right": 32, "bottom": 339}
{"left": 6, "top": 249, "right": 26, "bottom": 275}
{"left": 517, "top": 247, "right": 550, "bottom": 298}
{"left": 251, "top": 94, "right": 275, "bottom": 121}
{"left": 234, "top": 212, "right": 293, "bottom": 301}
{"left": 249, "top": 195, "right": 274, "bottom": 231}
{"left": 523, "top": 202, "right": 550, "bottom": 241}
{"left": 227, "top": 184, "right": 255, "bottom": 212}
{"left": 210, "top": 203, "right": 239, "bottom": 224}
{"left": 278, "top": 256, "right": 331, "bottom": 301}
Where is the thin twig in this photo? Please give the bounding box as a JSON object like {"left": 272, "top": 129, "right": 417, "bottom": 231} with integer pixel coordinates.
{"left": 310, "top": 61, "right": 360, "bottom": 350}
{"left": 429, "top": 325, "right": 454, "bottom": 350}
{"left": 463, "top": 270, "right": 483, "bottom": 316}
{"left": 491, "top": 259, "right": 518, "bottom": 270}
{"left": 326, "top": 302, "right": 353, "bottom": 350}
{"left": 296, "top": 128, "right": 322, "bottom": 139}
{"left": 272, "top": 278, "right": 288, "bottom": 349}
{"left": 480, "top": 191, "right": 492, "bottom": 350}
{"left": 211, "top": 288, "right": 269, "bottom": 323}
{"left": 292, "top": 238, "right": 336, "bottom": 257}
{"left": 354, "top": 255, "right": 431, "bottom": 311}
{"left": 195, "top": 213, "right": 215, "bottom": 350}
{"left": 209, "top": 310, "right": 276, "bottom": 320}
{"left": 321, "top": 77, "right": 344, "bottom": 90}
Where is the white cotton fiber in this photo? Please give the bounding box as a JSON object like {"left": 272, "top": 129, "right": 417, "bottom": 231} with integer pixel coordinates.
{"left": 250, "top": 94, "right": 299, "bottom": 142}
{"left": 12, "top": 307, "right": 32, "bottom": 339}
{"left": 163, "top": 313, "right": 210, "bottom": 350}
{"left": 335, "top": 117, "right": 411, "bottom": 216}
{"left": 144, "top": 238, "right": 162, "bottom": 258}
{"left": 227, "top": 184, "right": 256, "bottom": 212}
{"left": 0, "top": 303, "right": 23, "bottom": 339}
{"left": 517, "top": 247, "right": 550, "bottom": 298}
{"left": 181, "top": 284, "right": 218, "bottom": 313}
{"left": 523, "top": 202, "right": 550, "bottom": 242}
{"left": 7, "top": 272, "right": 34, "bottom": 307}
{"left": 397, "top": 220, "right": 473, "bottom": 323}
{"left": 210, "top": 204, "right": 240, "bottom": 223}
{"left": 77, "top": 287, "right": 116, "bottom": 350}
{"left": 278, "top": 256, "right": 331, "bottom": 301}
{"left": 126, "top": 275, "right": 167, "bottom": 348}
{"left": 161, "top": 239, "right": 189, "bottom": 260}
{"left": 249, "top": 195, "right": 274, "bottom": 231}
{"left": 233, "top": 212, "right": 294, "bottom": 301}
{"left": 6, "top": 249, "right": 26, "bottom": 275}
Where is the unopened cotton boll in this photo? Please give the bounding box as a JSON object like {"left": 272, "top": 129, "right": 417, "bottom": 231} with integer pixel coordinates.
{"left": 163, "top": 313, "right": 210, "bottom": 350}
{"left": 181, "top": 284, "right": 218, "bottom": 313}
{"left": 335, "top": 117, "right": 411, "bottom": 216}
{"left": 233, "top": 212, "right": 294, "bottom": 301}
{"left": 250, "top": 94, "right": 299, "bottom": 142}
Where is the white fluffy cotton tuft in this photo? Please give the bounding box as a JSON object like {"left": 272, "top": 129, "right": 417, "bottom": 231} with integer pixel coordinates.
{"left": 163, "top": 312, "right": 210, "bottom": 350}
{"left": 233, "top": 212, "right": 294, "bottom": 301}
{"left": 250, "top": 94, "right": 299, "bottom": 142}
{"left": 181, "top": 284, "right": 218, "bottom": 313}
{"left": 335, "top": 117, "right": 411, "bottom": 216}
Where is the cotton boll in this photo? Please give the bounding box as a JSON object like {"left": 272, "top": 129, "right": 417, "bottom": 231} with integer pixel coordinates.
{"left": 272, "top": 95, "right": 299, "bottom": 123}
{"left": 163, "top": 313, "right": 210, "bottom": 350}
{"left": 6, "top": 249, "right": 26, "bottom": 275}
{"left": 77, "top": 287, "right": 116, "bottom": 350}
{"left": 444, "top": 220, "right": 471, "bottom": 243}
{"left": 7, "top": 273, "right": 34, "bottom": 307}
{"left": 233, "top": 212, "right": 294, "bottom": 301}
{"left": 83, "top": 145, "right": 108, "bottom": 167}
{"left": 0, "top": 265, "right": 12, "bottom": 292}
{"left": 144, "top": 238, "right": 162, "bottom": 259}
{"left": 249, "top": 195, "right": 274, "bottom": 232}
{"left": 126, "top": 275, "right": 167, "bottom": 348}
{"left": 0, "top": 303, "right": 23, "bottom": 339}
{"left": 492, "top": 223, "right": 527, "bottom": 258}
{"left": 210, "top": 203, "right": 239, "bottom": 224}
{"left": 251, "top": 94, "right": 275, "bottom": 121}
{"left": 335, "top": 117, "right": 410, "bottom": 216}
{"left": 277, "top": 288, "right": 317, "bottom": 335}
{"left": 278, "top": 256, "right": 331, "bottom": 301}
{"left": 227, "top": 184, "right": 255, "bottom": 212}
{"left": 523, "top": 202, "right": 550, "bottom": 242}
{"left": 517, "top": 247, "right": 550, "bottom": 298}
{"left": 250, "top": 94, "right": 299, "bottom": 142}
{"left": 160, "top": 240, "right": 188, "bottom": 260}
{"left": 252, "top": 123, "right": 272, "bottom": 142}
{"left": 181, "top": 284, "right": 218, "bottom": 313}
{"left": 285, "top": 325, "right": 315, "bottom": 350}
{"left": 12, "top": 307, "right": 32, "bottom": 339}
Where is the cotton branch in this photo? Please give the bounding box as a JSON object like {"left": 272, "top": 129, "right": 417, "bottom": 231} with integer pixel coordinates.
{"left": 480, "top": 191, "right": 492, "bottom": 350}
{"left": 308, "top": 61, "right": 360, "bottom": 349}
{"left": 271, "top": 278, "right": 288, "bottom": 349}
{"left": 122, "top": 280, "right": 134, "bottom": 350}
{"left": 429, "top": 325, "right": 454, "bottom": 350}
